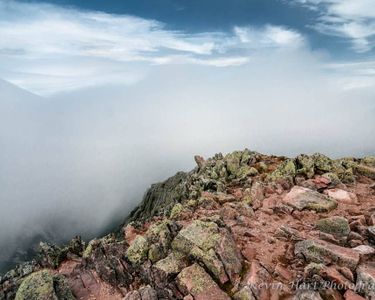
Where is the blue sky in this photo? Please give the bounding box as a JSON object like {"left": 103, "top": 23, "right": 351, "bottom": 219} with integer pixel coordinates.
{"left": 0, "top": 0, "right": 375, "bottom": 94}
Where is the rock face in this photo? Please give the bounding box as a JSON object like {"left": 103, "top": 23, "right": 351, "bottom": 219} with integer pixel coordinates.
{"left": 1, "top": 150, "right": 375, "bottom": 300}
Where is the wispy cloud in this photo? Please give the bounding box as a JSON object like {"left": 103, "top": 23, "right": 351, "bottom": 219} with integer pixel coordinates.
{"left": 292, "top": 0, "right": 375, "bottom": 53}
{"left": 0, "top": 0, "right": 306, "bottom": 95}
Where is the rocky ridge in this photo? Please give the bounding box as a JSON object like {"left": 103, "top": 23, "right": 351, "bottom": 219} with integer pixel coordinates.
{"left": 1, "top": 150, "right": 375, "bottom": 299}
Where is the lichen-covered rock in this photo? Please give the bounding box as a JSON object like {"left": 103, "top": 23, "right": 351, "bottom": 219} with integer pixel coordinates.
{"left": 145, "top": 220, "right": 178, "bottom": 263}
{"left": 355, "top": 164, "right": 375, "bottom": 180}
{"left": 356, "top": 263, "right": 375, "bottom": 298}
{"left": 294, "top": 239, "right": 360, "bottom": 270}
{"left": 139, "top": 285, "right": 158, "bottom": 300}
{"left": 15, "top": 270, "right": 75, "bottom": 300}
{"left": 294, "top": 290, "right": 323, "bottom": 300}
{"left": 128, "top": 171, "right": 190, "bottom": 222}
{"left": 126, "top": 235, "right": 149, "bottom": 264}
{"left": 233, "top": 286, "right": 256, "bottom": 300}
{"left": 67, "top": 236, "right": 85, "bottom": 257}
{"left": 312, "top": 153, "right": 334, "bottom": 174}
{"left": 172, "top": 220, "right": 242, "bottom": 285}
{"left": 189, "top": 247, "right": 228, "bottom": 284}
{"left": 266, "top": 159, "right": 297, "bottom": 183}
{"left": 296, "top": 154, "right": 315, "bottom": 179}
{"left": 362, "top": 156, "right": 375, "bottom": 168}
{"left": 37, "top": 242, "right": 67, "bottom": 269}
{"left": 283, "top": 186, "right": 337, "bottom": 212}
{"left": 316, "top": 216, "right": 350, "bottom": 239}
{"left": 177, "top": 264, "right": 230, "bottom": 300}
{"left": 153, "top": 252, "right": 188, "bottom": 277}
{"left": 172, "top": 220, "right": 221, "bottom": 253}
{"left": 170, "top": 203, "right": 184, "bottom": 219}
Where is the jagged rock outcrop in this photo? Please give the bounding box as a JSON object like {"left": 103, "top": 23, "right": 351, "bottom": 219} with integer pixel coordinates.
{"left": 2, "top": 150, "right": 375, "bottom": 300}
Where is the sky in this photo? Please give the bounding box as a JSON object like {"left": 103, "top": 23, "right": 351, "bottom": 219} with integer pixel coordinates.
{"left": 0, "top": 0, "right": 375, "bottom": 94}
{"left": 0, "top": 0, "right": 375, "bottom": 273}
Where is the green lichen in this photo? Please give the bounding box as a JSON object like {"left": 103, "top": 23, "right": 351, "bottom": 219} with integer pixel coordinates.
{"left": 154, "top": 251, "right": 188, "bottom": 275}
{"left": 233, "top": 286, "right": 256, "bottom": 300}
{"left": 15, "top": 270, "right": 75, "bottom": 300}
{"left": 362, "top": 156, "right": 375, "bottom": 168}
{"left": 305, "top": 199, "right": 338, "bottom": 213}
{"left": 296, "top": 154, "right": 315, "bottom": 179}
{"left": 126, "top": 235, "right": 149, "bottom": 264}
{"left": 316, "top": 216, "right": 350, "bottom": 238}
{"left": 170, "top": 203, "right": 184, "bottom": 219}
{"left": 266, "top": 159, "right": 296, "bottom": 183}
{"left": 355, "top": 164, "right": 375, "bottom": 180}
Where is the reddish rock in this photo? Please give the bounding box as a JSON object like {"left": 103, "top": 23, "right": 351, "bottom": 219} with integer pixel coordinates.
{"left": 242, "top": 261, "right": 271, "bottom": 300}
{"left": 324, "top": 189, "right": 358, "bottom": 205}
{"left": 300, "top": 175, "right": 331, "bottom": 191}
{"left": 124, "top": 224, "right": 140, "bottom": 244}
{"left": 274, "top": 263, "right": 293, "bottom": 281}
{"left": 242, "top": 246, "right": 257, "bottom": 261}
{"left": 319, "top": 288, "right": 344, "bottom": 300}
{"left": 321, "top": 266, "right": 354, "bottom": 288}
{"left": 343, "top": 290, "right": 366, "bottom": 300}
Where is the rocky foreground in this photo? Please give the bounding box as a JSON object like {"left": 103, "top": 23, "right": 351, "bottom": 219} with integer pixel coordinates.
{"left": 1, "top": 150, "right": 375, "bottom": 300}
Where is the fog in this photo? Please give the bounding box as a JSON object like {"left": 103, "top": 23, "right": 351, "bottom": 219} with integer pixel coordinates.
{"left": 1, "top": 49, "right": 375, "bottom": 273}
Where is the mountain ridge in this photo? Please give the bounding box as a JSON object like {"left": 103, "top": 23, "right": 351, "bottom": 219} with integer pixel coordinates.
{"left": 1, "top": 149, "right": 375, "bottom": 300}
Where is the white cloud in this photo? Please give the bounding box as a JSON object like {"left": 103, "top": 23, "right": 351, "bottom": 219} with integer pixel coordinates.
{"left": 234, "top": 25, "right": 304, "bottom": 48}
{"left": 0, "top": 0, "right": 306, "bottom": 95}
{"left": 292, "top": 0, "right": 375, "bottom": 52}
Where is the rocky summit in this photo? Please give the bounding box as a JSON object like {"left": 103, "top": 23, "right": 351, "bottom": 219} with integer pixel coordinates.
{"left": 1, "top": 150, "right": 375, "bottom": 300}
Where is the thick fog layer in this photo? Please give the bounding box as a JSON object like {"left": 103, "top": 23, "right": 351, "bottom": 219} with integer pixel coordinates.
{"left": 0, "top": 50, "right": 375, "bottom": 273}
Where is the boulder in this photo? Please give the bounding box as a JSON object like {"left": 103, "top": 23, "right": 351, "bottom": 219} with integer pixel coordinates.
{"left": 343, "top": 290, "right": 366, "bottom": 300}
{"left": 241, "top": 261, "right": 271, "bottom": 300}
{"left": 172, "top": 220, "right": 242, "bottom": 285}
{"left": 233, "top": 286, "right": 256, "bottom": 300}
{"left": 294, "top": 290, "right": 323, "bottom": 300}
{"left": 356, "top": 263, "right": 375, "bottom": 298}
{"left": 153, "top": 252, "right": 189, "bottom": 277}
{"left": 126, "top": 235, "right": 149, "bottom": 264}
{"left": 283, "top": 186, "right": 337, "bottom": 212}
{"left": 15, "top": 270, "right": 75, "bottom": 300}
{"left": 177, "top": 264, "right": 230, "bottom": 300}
{"left": 355, "top": 164, "right": 375, "bottom": 180}
{"left": 324, "top": 189, "right": 358, "bottom": 205}
{"left": 352, "top": 245, "right": 375, "bottom": 260}
{"left": 362, "top": 156, "right": 375, "bottom": 168}
{"left": 294, "top": 240, "right": 360, "bottom": 270}
{"left": 367, "top": 226, "right": 375, "bottom": 241}
{"left": 266, "top": 159, "right": 297, "bottom": 183}
{"left": 139, "top": 286, "right": 158, "bottom": 300}
{"left": 316, "top": 216, "right": 350, "bottom": 239}
{"left": 319, "top": 288, "right": 344, "bottom": 300}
